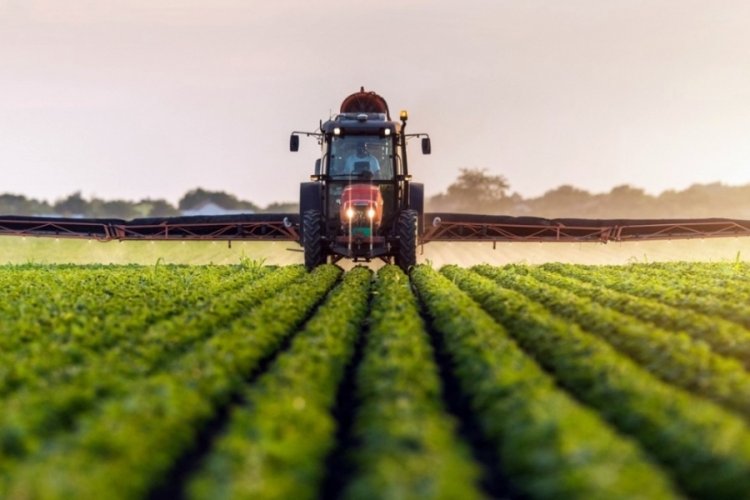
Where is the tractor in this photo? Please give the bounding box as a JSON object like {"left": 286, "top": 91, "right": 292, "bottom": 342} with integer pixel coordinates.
{"left": 290, "top": 88, "right": 431, "bottom": 271}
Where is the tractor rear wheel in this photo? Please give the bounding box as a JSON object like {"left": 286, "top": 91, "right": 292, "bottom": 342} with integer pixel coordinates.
{"left": 395, "top": 209, "right": 418, "bottom": 271}
{"left": 303, "top": 209, "right": 325, "bottom": 270}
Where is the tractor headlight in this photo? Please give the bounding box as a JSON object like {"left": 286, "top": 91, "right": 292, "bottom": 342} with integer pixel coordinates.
{"left": 367, "top": 208, "right": 376, "bottom": 219}
{"left": 346, "top": 208, "right": 355, "bottom": 219}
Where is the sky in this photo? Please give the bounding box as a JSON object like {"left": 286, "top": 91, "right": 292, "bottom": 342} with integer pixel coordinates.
{"left": 1, "top": 0, "right": 749, "bottom": 207}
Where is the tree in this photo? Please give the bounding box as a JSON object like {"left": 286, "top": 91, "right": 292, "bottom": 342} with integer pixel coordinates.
{"left": 429, "top": 168, "right": 511, "bottom": 213}
{"left": 178, "top": 188, "right": 259, "bottom": 212}
{"left": 604, "top": 185, "right": 653, "bottom": 218}
{"left": 0, "top": 194, "right": 53, "bottom": 215}
{"left": 262, "top": 201, "right": 299, "bottom": 213}
{"left": 529, "top": 185, "right": 595, "bottom": 217}
{"left": 143, "top": 199, "right": 180, "bottom": 217}
{"left": 54, "top": 192, "right": 89, "bottom": 217}
{"left": 90, "top": 199, "right": 141, "bottom": 219}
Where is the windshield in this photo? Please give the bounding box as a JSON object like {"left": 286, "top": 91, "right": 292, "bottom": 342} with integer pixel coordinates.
{"left": 327, "top": 136, "right": 395, "bottom": 180}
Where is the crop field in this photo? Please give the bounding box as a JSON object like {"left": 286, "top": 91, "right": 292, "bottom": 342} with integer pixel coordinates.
{"left": 1, "top": 261, "right": 750, "bottom": 499}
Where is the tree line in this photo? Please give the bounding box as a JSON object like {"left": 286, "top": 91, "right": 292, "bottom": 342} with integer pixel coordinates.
{"left": 2, "top": 171, "right": 750, "bottom": 219}
{"left": 0, "top": 189, "right": 295, "bottom": 219}
{"left": 428, "top": 169, "right": 750, "bottom": 219}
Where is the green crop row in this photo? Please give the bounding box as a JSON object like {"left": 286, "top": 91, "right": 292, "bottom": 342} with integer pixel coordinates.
{"left": 343, "top": 266, "right": 482, "bottom": 500}
{"left": 0, "top": 265, "right": 271, "bottom": 396}
{"left": 187, "top": 266, "right": 372, "bottom": 499}
{"left": 411, "top": 265, "right": 679, "bottom": 500}
{"left": 0, "top": 264, "right": 290, "bottom": 463}
{"left": 0, "top": 266, "right": 158, "bottom": 350}
{"left": 0, "top": 265, "right": 236, "bottom": 349}
{"left": 1, "top": 262, "right": 748, "bottom": 499}
{"left": 443, "top": 265, "right": 750, "bottom": 499}
{"left": 0, "top": 265, "right": 304, "bottom": 475}
{"left": 474, "top": 264, "right": 750, "bottom": 418}
{"left": 533, "top": 263, "right": 750, "bottom": 368}
{"left": 615, "top": 262, "right": 750, "bottom": 298}
{"left": 1, "top": 265, "right": 342, "bottom": 499}
{"left": 553, "top": 264, "right": 750, "bottom": 329}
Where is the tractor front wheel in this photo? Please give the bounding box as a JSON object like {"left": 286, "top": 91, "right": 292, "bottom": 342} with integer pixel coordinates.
{"left": 303, "top": 209, "right": 325, "bottom": 270}
{"left": 395, "top": 209, "right": 418, "bottom": 272}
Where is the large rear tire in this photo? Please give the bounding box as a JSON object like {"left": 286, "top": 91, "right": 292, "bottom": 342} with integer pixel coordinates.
{"left": 395, "top": 209, "right": 418, "bottom": 272}
{"left": 303, "top": 209, "right": 325, "bottom": 270}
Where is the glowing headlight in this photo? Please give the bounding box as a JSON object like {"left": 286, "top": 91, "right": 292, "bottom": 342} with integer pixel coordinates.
{"left": 367, "top": 208, "right": 376, "bottom": 219}
{"left": 333, "top": 127, "right": 341, "bottom": 136}
{"left": 346, "top": 208, "right": 355, "bottom": 219}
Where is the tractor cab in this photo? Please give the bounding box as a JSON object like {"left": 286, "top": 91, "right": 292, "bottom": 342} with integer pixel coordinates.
{"left": 290, "top": 88, "right": 430, "bottom": 270}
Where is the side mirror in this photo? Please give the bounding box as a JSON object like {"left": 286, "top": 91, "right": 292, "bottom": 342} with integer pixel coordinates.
{"left": 314, "top": 159, "right": 321, "bottom": 176}
{"left": 421, "top": 137, "right": 432, "bottom": 155}
{"left": 290, "top": 134, "right": 300, "bottom": 152}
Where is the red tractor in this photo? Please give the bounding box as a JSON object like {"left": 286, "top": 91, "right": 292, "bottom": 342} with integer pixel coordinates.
{"left": 290, "top": 88, "right": 431, "bottom": 270}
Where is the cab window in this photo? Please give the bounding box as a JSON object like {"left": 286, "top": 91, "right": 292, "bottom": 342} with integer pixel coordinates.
{"left": 329, "top": 136, "right": 394, "bottom": 180}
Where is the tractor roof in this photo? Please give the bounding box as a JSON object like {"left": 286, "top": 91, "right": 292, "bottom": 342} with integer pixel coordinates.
{"left": 321, "top": 113, "right": 400, "bottom": 135}
{"left": 340, "top": 87, "right": 390, "bottom": 119}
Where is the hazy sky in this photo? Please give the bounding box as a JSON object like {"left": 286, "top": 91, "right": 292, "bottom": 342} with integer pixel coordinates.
{"left": 2, "top": 0, "right": 749, "bottom": 206}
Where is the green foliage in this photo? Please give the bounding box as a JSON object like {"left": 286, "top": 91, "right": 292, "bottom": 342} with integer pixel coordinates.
{"left": 428, "top": 168, "right": 511, "bottom": 213}
{"left": 536, "top": 263, "right": 750, "bottom": 368}
{"left": 1, "top": 264, "right": 339, "bottom": 498}
{"left": 0, "top": 193, "right": 53, "bottom": 216}
{"left": 427, "top": 175, "right": 750, "bottom": 217}
{"left": 54, "top": 191, "right": 89, "bottom": 216}
{"left": 474, "top": 264, "right": 750, "bottom": 417}
{"left": 261, "top": 201, "right": 299, "bottom": 213}
{"left": 178, "top": 188, "right": 259, "bottom": 212}
{"left": 52, "top": 192, "right": 180, "bottom": 218}
{"left": 0, "top": 264, "right": 303, "bottom": 471}
{"left": 188, "top": 266, "right": 371, "bottom": 499}
{"left": 344, "top": 266, "right": 482, "bottom": 500}
{"left": 548, "top": 263, "right": 750, "bottom": 329}
{"left": 1, "top": 262, "right": 750, "bottom": 499}
{"left": 238, "top": 254, "right": 267, "bottom": 270}
{"left": 0, "top": 190, "right": 281, "bottom": 217}
{"left": 412, "top": 265, "right": 679, "bottom": 500}
{"left": 443, "top": 265, "right": 750, "bottom": 499}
